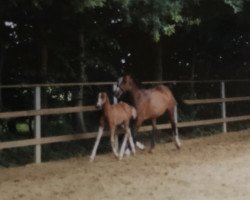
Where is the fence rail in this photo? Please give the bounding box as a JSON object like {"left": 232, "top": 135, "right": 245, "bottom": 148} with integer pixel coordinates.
{"left": 1, "top": 80, "right": 250, "bottom": 164}
{"left": 1, "top": 96, "right": 250, "bottom": 119}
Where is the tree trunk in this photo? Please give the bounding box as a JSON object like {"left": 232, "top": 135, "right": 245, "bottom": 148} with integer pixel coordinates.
{"left": 74, "top": 32, "right": 87, "bottom": 133}
{"left": 35, "top": 22, "right": 48, "bottom": 82}
{"left": 190, "top": 51, "right": 197, "bottom": 98}
{"left": 153, "top": 40, "right": 163, "bottom": 81}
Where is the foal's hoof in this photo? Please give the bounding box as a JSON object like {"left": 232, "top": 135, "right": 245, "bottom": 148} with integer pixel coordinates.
{"left": 125, "top": 148, "right": 131, "bottom": 156}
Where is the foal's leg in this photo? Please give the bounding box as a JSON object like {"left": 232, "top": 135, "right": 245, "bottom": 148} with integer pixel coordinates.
{"left": 128, "top": 128, "right": 136, "bottom": 155}
{"left": 120, "top": 127, "right": 136, "bottom": 160}
{"left": 114, "top": 134, "right": 119, "bottom": 153}
{"left": 130, "top": 119, "right": 137, "bottom": 145}
{"left": 167, "top": 109, "right": 181, "bottom": 149}
{"left": 149, "top": 118, "right": 157, "bottom": 153}
{"left": 110, "top": 127, "right": 119, "bottom": 158}
{"left": 90, "top": 126, "right": 104, "bottom": 162}
{"left": 119, "top": 130, "right": 129, "bottom": 160}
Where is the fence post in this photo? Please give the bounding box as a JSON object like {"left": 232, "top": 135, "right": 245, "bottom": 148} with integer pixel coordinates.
{"left": 174, "top": 105, "right": 179, "bottom": 135}
{"left": 112, "top": 84, "right": 118, "bottom": 104}
{"left": 221, "top": 81, "right": 227, "bottom": 133}
{"left": 35, "top": 86, "right": 41, "bottom": 163}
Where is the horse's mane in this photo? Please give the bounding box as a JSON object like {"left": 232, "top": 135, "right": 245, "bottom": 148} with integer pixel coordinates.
{"left": 123, "top": 73, "right": 143, "bottom": 89}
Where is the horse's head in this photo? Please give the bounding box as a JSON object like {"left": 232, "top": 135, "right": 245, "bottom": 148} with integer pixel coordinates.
{"left": 96, "top": 92, "right": 108, "bottom": 110}
{"left": 114, "top": 75, "right": 133, "bottom": 98}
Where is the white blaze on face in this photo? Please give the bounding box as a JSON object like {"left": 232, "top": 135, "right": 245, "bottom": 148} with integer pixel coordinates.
{"left": 96, "top": 93, "right": 104, "bottom": 108}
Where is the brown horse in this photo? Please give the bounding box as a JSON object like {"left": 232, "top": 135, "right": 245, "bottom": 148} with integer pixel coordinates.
{"left": 90, "top": 92, "right": 136, "bottom": 161}
{"left": 114, "top": 75, "right": 181, "bottom": 153}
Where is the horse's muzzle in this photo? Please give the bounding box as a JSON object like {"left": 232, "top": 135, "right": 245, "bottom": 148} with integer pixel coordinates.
{"left": 96, "top": 104, "right": 102, "bottom": 110}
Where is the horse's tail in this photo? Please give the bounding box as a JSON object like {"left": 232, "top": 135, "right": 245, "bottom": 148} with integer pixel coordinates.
{"left": 131, "top": 106, "right": 137, "bottom": 119}
{"left": 172, "top": 91, "right": 189, "bottom": 113}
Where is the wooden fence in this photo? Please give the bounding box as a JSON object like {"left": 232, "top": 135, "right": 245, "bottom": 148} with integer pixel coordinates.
{"left": 1, "top": 80, "right": 250, "bottom": 164}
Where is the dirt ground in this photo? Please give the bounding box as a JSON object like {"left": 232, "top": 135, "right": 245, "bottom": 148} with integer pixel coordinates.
{"left": 1, "top": 130, "right": 250, "bottom": 200}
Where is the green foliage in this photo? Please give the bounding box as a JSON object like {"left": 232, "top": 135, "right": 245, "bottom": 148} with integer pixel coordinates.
{"left": 71, "top": 0, "right": 106, "bottom": 12}
{"left": 114, "top": 0, "right": 201, "bottom": 42}
{"left": 163, "top": 24, "right": 176, "bottom": 36}
{"left": 224, "top": 0, "right": 244, "bottom": 13}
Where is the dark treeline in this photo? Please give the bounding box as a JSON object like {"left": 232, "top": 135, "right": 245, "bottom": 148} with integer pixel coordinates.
{"left": 0, "top": 0, "right": 249, "bottom": 85}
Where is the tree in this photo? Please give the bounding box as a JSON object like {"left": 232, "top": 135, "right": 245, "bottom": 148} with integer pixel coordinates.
{"left": 112, "top": 0, "right": 200, "bottom": 80}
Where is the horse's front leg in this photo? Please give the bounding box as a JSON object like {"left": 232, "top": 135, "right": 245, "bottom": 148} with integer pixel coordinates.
{"left": 130, "top": 119, "right": 137, "bottom": 145}
{"left": 133, "top": 118, "right": 145, "bottom": 150}
{"left": 110, "top": 127, "right": 119, "bottom": 158}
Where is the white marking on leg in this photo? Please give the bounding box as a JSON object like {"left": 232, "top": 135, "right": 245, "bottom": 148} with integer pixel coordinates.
{"left": 173, "top": 130, "right": 181, "bottom": 149}
{"left": 128, "top": 129, "right": 136, "bottom": 154}
{"left": 119, "top": 133, "right": 129, "bottom": 160}
{"left": 175, "top": 135, "right": 181, "bottom": 148}
{"left": 90, "top": 127, "right": 104, "bottom": 162}
{"left": 111, "top": 132, "right": 119, "bottom": 158}
{"left": 125, "top": 148, "right": 131, "bottom": 156}
{"left": 136, "top": 141, "right": 145, "bottom": 150}
{"left": 114, "top": 134, "right": 119, "bottom": 153}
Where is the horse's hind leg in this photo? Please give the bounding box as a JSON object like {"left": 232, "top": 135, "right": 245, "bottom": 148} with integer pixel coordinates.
{"left": 134, "top": 117, "right": 145, "bottom": 150}
{"left": 148, "top": 119, "right": 157, "bottom": 153}
{"left": 167, "top": 109, "right": 181, "bottom": 149}
{"left": 130, "top": 120, "right": 137, "bottom": 145}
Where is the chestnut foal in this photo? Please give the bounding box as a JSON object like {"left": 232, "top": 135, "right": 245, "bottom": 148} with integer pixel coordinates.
{"left": 114, "top": 75, "right": 181, "bottom": 153}
{"left": 90, "top": 92, "right": 136, "bottom": 161}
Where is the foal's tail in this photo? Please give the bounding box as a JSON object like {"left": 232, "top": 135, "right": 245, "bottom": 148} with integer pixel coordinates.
{"left": 131, "top": 106, "right": 137, "bottom": 119}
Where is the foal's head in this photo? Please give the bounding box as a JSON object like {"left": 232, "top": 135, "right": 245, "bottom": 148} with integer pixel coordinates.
{"left": 96, "top": 92, "right": 109, "bottom": 110}
{"left": 114, "top": 75, "right": 135, "bottom": 98}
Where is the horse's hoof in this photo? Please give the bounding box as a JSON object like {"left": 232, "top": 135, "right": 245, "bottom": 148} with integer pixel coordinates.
{"left": 136, "top": 141, "right": 145, "bottom": 150}
{"left": 148, "top": 149, "right": 154, "bottom": 154}
{"left": 174, "top": 137, "right": 181, "bottom": 150}
{"left": 175, "top": 142, "right": 181, "bottom": 150}
{"left": 89, "top": 157, "right": 94, "bottom": 162}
